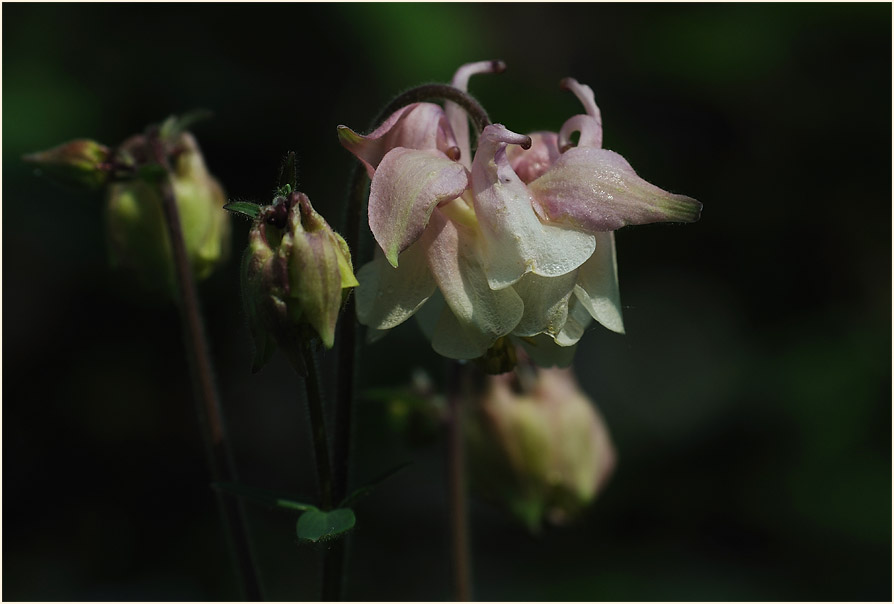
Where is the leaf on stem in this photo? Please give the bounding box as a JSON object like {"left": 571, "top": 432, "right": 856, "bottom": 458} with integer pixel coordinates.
{"left": 295, "top": 508, "right": 356, "bottom": 543}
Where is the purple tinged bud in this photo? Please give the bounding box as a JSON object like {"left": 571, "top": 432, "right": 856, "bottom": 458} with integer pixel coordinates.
{"left": 24, "top": 139, "right": 111, "bottom": 189}
{"left": 241, "top": 192, "right": 357, "bottom": 372}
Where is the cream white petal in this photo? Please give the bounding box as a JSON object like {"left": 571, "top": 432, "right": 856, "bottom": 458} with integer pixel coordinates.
{"left": 573, "top": 231, "right": 625, "bottom": 334}
{"left": 512, "top": 270, "right": 578, "bottom": 338}
{"left": 355, "top": 239, "right": 436, "bottom": 330}
{"left": 424, "top": 207, "right": 524, "bottom": 357}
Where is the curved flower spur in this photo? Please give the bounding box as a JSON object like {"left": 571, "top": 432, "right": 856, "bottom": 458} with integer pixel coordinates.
{"left": 339, "top": 62, "right": 701, "bottom": 366}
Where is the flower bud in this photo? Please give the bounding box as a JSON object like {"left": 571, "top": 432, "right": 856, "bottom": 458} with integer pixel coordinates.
{"left": 242, "top": 191, "right": 358, "bottom": 372}
{"left": 466, "top": 366, "right": 615, "bottom": 531}
{"left": 105, "top": 132, "right": 231, "bottom": 293}
{"left": 24, "top": 139, "right": 111, "bottom": 189}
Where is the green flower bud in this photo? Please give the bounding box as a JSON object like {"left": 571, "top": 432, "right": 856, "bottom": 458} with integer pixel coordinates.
{"left": 24, "top": 139, "right": 111, "bottom": 189}
{"left": 467, "top": 366, "right": 615, "bottom": 532}
{"left": 242, "top": 191, "right": 358, "bottom": 372}
{"left": 105, "top": 132, "right": 231, "bottom": 293}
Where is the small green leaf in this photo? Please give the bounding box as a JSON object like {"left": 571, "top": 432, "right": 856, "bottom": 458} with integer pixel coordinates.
{"left": 339, "top": 462, "right": 412, "bottom": 508}
{"left": 224, "top": 201, "right": 261, "bottom": 220}
{"left": 296, "top": 508, "right": 356, "bottom": 543}
{"left": 213, "top": 482, "right": 318, "bottom": 512}
{"left": 274, "top": 183, "right": 292, "bottom": 199}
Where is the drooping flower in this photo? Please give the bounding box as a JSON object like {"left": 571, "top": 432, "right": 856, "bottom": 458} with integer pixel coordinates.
{"left": 242, "top": 191, "right": 358, "bottom": 372}
{"left": 106, "top": 132, "right": 231, "bottom": 293}
{"left": 466, "top": 363, "right": 616, "bottom": 532}
{"left": 339, "top": 62, "right": 701, "bottom": 364}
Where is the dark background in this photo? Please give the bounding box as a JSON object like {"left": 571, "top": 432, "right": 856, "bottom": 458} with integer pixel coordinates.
{"left": 3, "top": 3, "right": 891, "bottom": 601}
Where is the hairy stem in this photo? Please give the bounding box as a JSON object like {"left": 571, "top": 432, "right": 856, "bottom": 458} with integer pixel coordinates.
{"left": 148, "top": 131, "right": 262, "bottom": 601}
{"left": 447, "top": 361, "right": 472, "bottom": 602}
{"left": 377, "top": 84, "right": 492, "bottom": 136}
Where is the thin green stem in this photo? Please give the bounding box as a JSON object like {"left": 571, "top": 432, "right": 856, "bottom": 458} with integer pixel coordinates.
{"left": 447, "top": 361, "right": 472, "bottom": 602}
{"left": 148, "top": 131, "right": 263, "bottom": 601}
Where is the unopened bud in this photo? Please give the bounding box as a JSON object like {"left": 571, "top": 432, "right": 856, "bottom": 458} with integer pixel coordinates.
{"left": 242, "top": 191, "right": 358, "bottom": 372}
{"left": 105, "top": 132, "right": 231, "bottom": 293}
{"left": 24, "top": 139, "right": 111, "bottom": 189}
{"left": 467, "top": 366, "right": 615, "bottom": 531}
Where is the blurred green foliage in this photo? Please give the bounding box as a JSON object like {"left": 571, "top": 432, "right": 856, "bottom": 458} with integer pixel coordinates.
{"left": 3, "top": 3, "right": 890, "bottom": 601}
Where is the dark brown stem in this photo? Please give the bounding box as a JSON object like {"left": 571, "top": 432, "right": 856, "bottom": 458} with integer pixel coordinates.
{"left": 447, "top": 361, "right": 472, "bottom": 602}
{"left": 301, "top": 342, "right": 343, "bottom": 602}
{"left": 377, "top": 84, "right": 491, "bottom": 136}
{"left": 148, "top": 131, "right": 263, "bottom": 601}
{"left": 302, "top": 342, "right": 334, "bottom": 511}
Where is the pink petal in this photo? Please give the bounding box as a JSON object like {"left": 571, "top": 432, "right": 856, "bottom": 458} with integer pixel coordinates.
{"left": 529, "top": 146, "right": 702, "bottom": 232}
{"left": 369, "top": 148, "right": 468, "bottom": 267}
{"left": 445, "top": 60, "right": 507, "bottom": 168}
{"left": 556, "top": 78, "right": 604, "bottom": 151}
{"left": 558, "top": 114, "right": 603, "bottom": 151}
{"left": 561, "top": 78, "right": 602, "bottom": 122}
{"left": 338, "top": 103, "right": 459, "bottom": 178}
{"left": 471, "top": 124, "right": 596, "bottom": 289}
{"left": 506, "top": 131, "right": 561, "bottom": 184}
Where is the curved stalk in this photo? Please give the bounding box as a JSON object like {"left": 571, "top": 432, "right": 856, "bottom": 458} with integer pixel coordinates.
{"left": 148, "top": 131, "right": 263, "bottom": 601}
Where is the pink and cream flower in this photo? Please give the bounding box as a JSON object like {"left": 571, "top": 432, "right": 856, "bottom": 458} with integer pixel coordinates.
{"left": 338, "top": 62, "right": 701, "bottom": 363}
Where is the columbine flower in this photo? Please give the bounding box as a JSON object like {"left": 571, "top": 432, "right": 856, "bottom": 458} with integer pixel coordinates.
{"left": 339, "top": 62, "right": 701, "bottom": 363}
{"left": 466, "top": 364, "right": 616, "bottom": 532}
{"left": 242, "top": 191, "right": 358, "bottom": 372}
{"left": 105, "top": 132, "right": 231, "bottom": 293}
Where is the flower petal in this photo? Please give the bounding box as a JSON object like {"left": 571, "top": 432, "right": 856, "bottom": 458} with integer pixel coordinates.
{"left": 446, "top": 60, "right": 506, "bottom": 168}
{"left": 338, "top": 103, "right": 458, "bottom": 178}
{"left": 369, "top": 147, "right": 468, "bottom": 267}
{"left": 529, "top": 146, "right": 702, "bottom": 231}
{"left": 554, "top": 296, "right": 594, "bottom": 347}
{"left": 511, "top": 270, "right": 578, "bottom": 338}
{"left": 471, "top": 124, "right": 596, "bottom": 289}
{"left": 556, "top": 78, "right": 604, "bottom": 151}
{"left": 558, "top": 114, "right": 603, "bottom": 152}
{"left": 424, "top": 206, "right": 523, "bottom": 358}
{"left": 574, "top": 231, "right": 625, "bottom": 334}
{"left": 561, "top": 78, "right": 602, "bottom": 121}
{"left": 506, "top": 131, "right": 561, "bottom": 184}
{"left": 514, "top": 334, "right": 577, "bottom": 368}
{"left": 355, "top": 239, "right": 436, "bottom": 330}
